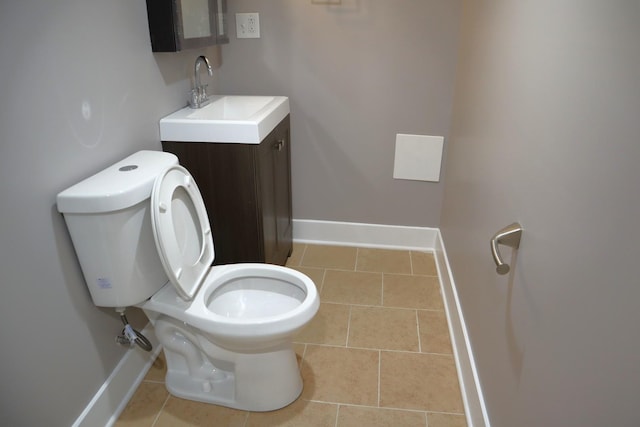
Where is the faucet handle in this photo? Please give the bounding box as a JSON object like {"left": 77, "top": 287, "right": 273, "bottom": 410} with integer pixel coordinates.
{"left": 189, "top": 89, "right": 199, "bottom": 108}
{"left": 199, "top": 84, "right": 208, "bottom": 99}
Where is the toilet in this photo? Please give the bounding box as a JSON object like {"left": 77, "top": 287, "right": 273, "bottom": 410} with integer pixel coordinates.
{"left": 56, "top": 150, "right": 319, "bottom": 411}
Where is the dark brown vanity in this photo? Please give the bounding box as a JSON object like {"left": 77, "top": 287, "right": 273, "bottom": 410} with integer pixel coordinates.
{"left": 162, "top": 116, "right": 293, "bottom": 266}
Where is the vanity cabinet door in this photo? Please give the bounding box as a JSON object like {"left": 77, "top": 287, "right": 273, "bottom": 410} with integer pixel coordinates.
{"left": 160, "top": 139, "right": 262, "bottom": 264}
{"left": 161, "top": 115, "right": 292, "bottom": 266}
{"left": 258, "top": 117, "right": 293, "bottom": 265}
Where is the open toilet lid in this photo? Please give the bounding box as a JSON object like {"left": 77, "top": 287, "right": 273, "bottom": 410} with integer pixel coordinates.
{"left": 150, "top": 165, "right": 214, "bottom": 300}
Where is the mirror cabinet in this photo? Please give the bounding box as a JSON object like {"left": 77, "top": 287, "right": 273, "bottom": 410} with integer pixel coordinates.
{"left": 146, "top": 0, "right": 228, "bottom": 52}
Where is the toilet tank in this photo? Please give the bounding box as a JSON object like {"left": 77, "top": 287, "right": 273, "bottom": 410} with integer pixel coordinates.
{"left": 57, "top": 150, "right": 179, "bottom": 307}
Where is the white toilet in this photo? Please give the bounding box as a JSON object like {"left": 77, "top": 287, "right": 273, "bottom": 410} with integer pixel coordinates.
{"left": 57, "top": 150, "right": 319, "bottom": 411}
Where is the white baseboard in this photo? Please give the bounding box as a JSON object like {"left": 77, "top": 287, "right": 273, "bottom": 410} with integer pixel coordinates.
{"left": 293, "top": 219, "right": 438, "bottom": 250}
{"left": 72, "top": 324, "right": 162, "bottom": 427}
{"left": 434, "top": 230, "right": 490, "bottom": 427}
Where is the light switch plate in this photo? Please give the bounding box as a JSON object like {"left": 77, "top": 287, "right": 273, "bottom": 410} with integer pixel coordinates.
{"left": 236, "top": 13, "right": 260, "bottom": 39}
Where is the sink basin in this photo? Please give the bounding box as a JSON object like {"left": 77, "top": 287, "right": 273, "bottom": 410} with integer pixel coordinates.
{"left": 160, "top": 95, "right": 290, "bottom": 144}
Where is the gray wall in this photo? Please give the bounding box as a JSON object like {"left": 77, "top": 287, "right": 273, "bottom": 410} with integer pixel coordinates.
{"left": 441, "top": 2, "right": 640, "bottom": 426}
{"left": 0, "top": 1, "right": 460, "bottom": 424}
{"left": 0, "top": 1, "right": 219, "bottom": 425}
{"left": 218, "top": 0, "right": 461, "bottom": 226}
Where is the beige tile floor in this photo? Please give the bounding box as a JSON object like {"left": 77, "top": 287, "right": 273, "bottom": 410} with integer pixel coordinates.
{"left": 116, "top": 244, "right": 467, "bottom": 427}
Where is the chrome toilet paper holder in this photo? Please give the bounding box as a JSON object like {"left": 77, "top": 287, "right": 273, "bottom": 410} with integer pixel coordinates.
{"left": 490, "top": 222, "right": 523, "bottom": 275}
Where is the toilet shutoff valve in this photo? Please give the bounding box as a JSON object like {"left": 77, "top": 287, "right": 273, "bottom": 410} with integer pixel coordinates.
{"left": 123, "top": 324, "right": 138, "bottom": 342}
{"left": 116, "top": 324, "right": 138, "bottom": 346}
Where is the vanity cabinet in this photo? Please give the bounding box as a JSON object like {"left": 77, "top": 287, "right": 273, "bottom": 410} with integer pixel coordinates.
{"left": 161, "top": 116, "right": 293, "bottom": 266}
{"left": 145, "top": 0, "right": 228, "bottom": 52}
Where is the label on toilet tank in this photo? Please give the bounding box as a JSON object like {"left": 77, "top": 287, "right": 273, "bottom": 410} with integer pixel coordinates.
{"left": 97, "top": 277, "right": 112, "bottom": 289}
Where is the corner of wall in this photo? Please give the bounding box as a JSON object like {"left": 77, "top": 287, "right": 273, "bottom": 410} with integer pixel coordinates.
{"left": 434, "top": 230, "right": 490, "bottom": 427}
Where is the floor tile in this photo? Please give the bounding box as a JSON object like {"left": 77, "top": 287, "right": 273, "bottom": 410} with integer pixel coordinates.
{"left": 290, "top": 266, "right": 326, "bottom": 293}
{"left": 117, "top": 244, "right": 467, "bottom": 425}
{"left": 295, "top": 303, "right": 350, "bottom": 346}
{"left": 154, "top": 397, "right": 247, "bottom": 427}
{"left": 348, "top": 306, "right": 419, "bottom": 351}
{"left": 337, "top": 405, "right": 426, "bottom": 427}
{"left": 418, "top": 310, "right": 453, "bottom": 354}
{"left": 286, "top": 243, "right": 306, "bottom": 267}
{"left": 356, "top": 248, "right": 412, "bottom": 274}
{"left": 380, "top": 351, "right": 463, "bottom": 413}
{"left": 383, "top": 274, "right": 444, "bottom": 310}
{"left": 428, "top": 412, "right": 468, "bottom": 427}
{"left": 301, "top": 245, "right": 358, "bottom": 270}
{"left": 113, "top": 382, "right": 168, "bottom": 427}
{"left": 143, "top": 352, "right": 167, "bottom": 382}
{"left": 321, "top": 270, "right": 382, "bottom": 305}
{"left": 293, "top": 343, "right": 306, "bottom": 368}
{"left": 411, "top": 251, "right": 438, "bottom": 276}
{"left": 301, "top": 345, "right": 379, "bottom": 405}
{"left": 246, "top": 399, "right": 337, "bottom": 427}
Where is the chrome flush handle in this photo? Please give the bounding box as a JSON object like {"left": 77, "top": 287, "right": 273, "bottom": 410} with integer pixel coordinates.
{"left": 490, "top": 222, "right": 523, "bottom": 275}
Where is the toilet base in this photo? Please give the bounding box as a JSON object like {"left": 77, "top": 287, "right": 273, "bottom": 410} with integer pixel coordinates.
{"left": 154, "top": 315, "right": 303, "bottom": 411}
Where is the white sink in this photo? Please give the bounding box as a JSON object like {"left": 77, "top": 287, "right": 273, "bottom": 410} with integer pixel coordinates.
{"left": 160, "top": 95, "right": 290, "bottom": 144}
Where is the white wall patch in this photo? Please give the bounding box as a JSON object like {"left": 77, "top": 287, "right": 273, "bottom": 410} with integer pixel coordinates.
{"left": 393, "top": 134, "right": 444, "bottom": 182}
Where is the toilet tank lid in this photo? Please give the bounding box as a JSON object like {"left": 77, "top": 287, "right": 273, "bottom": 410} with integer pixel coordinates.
{"left": 56, "top": 150, "right": 179, "bottom": 214}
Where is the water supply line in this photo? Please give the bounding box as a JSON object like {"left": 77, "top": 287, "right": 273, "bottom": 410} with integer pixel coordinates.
{"left": 115, "top": 308, "right": 152, "bottom": 352}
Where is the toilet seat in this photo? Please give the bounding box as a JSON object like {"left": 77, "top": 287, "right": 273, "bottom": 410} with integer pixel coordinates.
{"left": 147, "top": 163, "right": 319, "bottom": 345}
{"left": 150, "top": 165, "right": 214, "bottom": 300}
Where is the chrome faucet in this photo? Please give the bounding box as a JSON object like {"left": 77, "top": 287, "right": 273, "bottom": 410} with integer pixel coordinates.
{"left": 189, "top": 55, "right": 213, "bottom": 109}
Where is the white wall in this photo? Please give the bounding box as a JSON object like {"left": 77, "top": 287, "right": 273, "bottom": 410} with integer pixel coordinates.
{"left": 218, "top": 0, "right": 461, "bottom": 227}
{"left": 0, "top": 1, "right": 218, "bottom": 425}
{"left": 441, "top": 2, "right": 640, "bottom": 426}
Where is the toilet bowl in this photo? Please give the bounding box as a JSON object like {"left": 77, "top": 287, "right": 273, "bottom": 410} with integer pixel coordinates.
{"left": 56, "top": 151, "right": 319, "bottom": 411}
{"left": 142, "top": 263, "right": 317, "bottom": 410}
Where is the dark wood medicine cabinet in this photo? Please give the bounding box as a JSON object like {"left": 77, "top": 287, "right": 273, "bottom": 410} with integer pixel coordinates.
{"left": 162, "top": 116, "right": 294, "bottom": 267}
{"left": 145, "top": 0, "right": 229, "bottom": 52}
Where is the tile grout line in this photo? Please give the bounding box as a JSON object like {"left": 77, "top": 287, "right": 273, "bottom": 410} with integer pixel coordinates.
{"left": 377, "top": 350, "right": 382, "bottom": 408}
{"left": 142, "top": 379, "right": 165, "bottom": 385}
{"left": 298, "top": 243, "right": 309, "bottom": 267}
{"left": 345, "top": 305, "right": 353, "bottom": 347}
{"left": 150, "top": 393, "right": 171, "bottom": 427}
{"left": 416, "top": 310, "right": 423, "bottom": 353}
{"left": 299, "top": 343, "right": 307, "bottom": 373}
{"left": 318, "top": 268, "right": 327, "bottom": 295}
{"left": 304, "top": 398, "right": 466, "bottom": 417}
{"left": 425, "top": 409, "right": 468, "bottom": 416}
{"left": 308, "top": 300, "right": 445, "bottom": 313}
{"left": 304, "top": 265, "right": 438, "bottom": 277}
{"left": 354, "top": 247, "right": 360, "bottom": 271}
{"left": 409, "top": 250, "right": 414, "bottom": 275}
{"left": 296, "top": 341, "right": 454, "bottom": 357}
